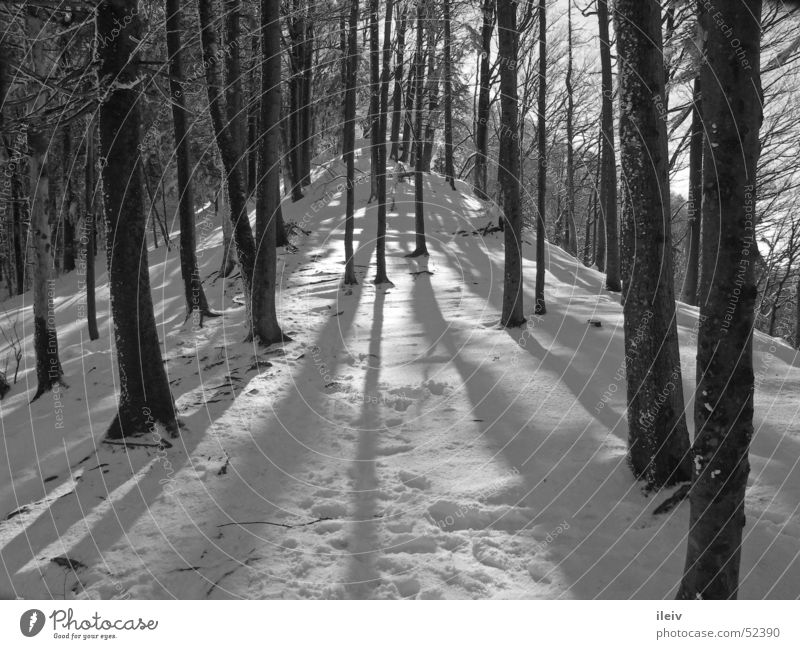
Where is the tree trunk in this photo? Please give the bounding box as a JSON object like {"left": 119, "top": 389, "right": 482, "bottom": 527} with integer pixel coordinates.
{"left": 389, "top": 5, "right": 407, "bottom": 161}
{"left": 614, "top": 0, "right": 691, "bottom": 488}
{"left": 374, "top": 0, "right": 394, "bottom": 285}
{"left": 534, "top": 0, "right": 547, "bottom": 316}
{"left": 407, "top": 5, "right": 428, "bottom": 258}
{"left": 598, "top": 0, "right": 619, "bottom": 289}
{"left": 300, "top": 2, "right": 314, "bottom": 186}
{"left": 26, "top": 15, "right": 64, "bottom": 401}
{"left": 61, "top": 125, "right": 77, "bottom": 273}
{"left": 678, "top": 0, "right": 763, "bottom": 600}
{"left": 97, "top": 0, "right": 177, "bottom": 438}
{"left": 166, "top": 0, "right": 213, "bottom": 322}
{"left": 564, "top": 0, "right": 577, "bottom": 256}
{"left": 225, "top": 0, "right": 247, "bottom": 191}
{"left": 218, "top": 180, "right": 237, "bottom": 276}
{"left": 473, "top": 0, "right": 495, "bottom": 200}
{"left": 84, "top": 118, "right": 99, "bottom": 341}
{"left": 198, "top": 0, "right": 258, "bottom": 331}
{"left": 343, "top": 0, "right": 359, "bottom": 286}
{"left": 399, "top": 32, "right": 417, "bottom": 165}
{"left": 421, "top": 24, "right": 439, "bottom": 174}
{"left": 251, "top": 0, "right": 289, "bottom": 346}
{"left": 681, "top": 75, "right": 703, "bottom": 306}
{"left": 498, "top": 0, "right": 524, "bottom": 327}
{"left": 442, "top": 0, "right": 456, "bottom": 190}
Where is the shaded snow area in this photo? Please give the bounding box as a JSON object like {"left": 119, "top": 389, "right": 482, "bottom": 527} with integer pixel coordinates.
{"left": 2, "top": 156, "right": 799, "bottom": 599}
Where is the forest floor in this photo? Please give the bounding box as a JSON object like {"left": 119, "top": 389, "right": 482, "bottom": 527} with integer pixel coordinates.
{"left": 1, "top": 147, "right": 799, "bottom": 599}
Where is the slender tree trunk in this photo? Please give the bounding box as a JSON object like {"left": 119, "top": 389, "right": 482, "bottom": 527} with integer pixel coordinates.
{"left": 598, "top": 0, "right": 619, "bottom": 289}
{"left": 225, "top": 0, "right": 247, "bottom": 186}
{"left": 251, "top": 0, "right": 289, "bottom": 345}
{"left": 369, "top": 0, "right": 381, "bottom": 201}
{"left": 614, "top": 0, "right": 691, "bottom": 488}
{"left": 564, "top": 0, "right": 577, "bottom": 256}
{"left": 198, "top": 0, "right": 258, "bottom": 331}
{"left": 61, "top": 125, "right": 77, "bottom": 273}
{"left": 389, "top": 5, "right": 407, "bottom": 161}
{"left": 407, "top": 4, "right": 428, "bottom": 257}
{"left": 218, "top": 179, "right": 237, "bottom": 276}
{"left": 399, "top": 33, "right": 416, "bottom": 164}
{"left": 26, "top": 15, "right": 64, "bottom": 401}
{"left": 247, "top": 19, "right": 260, "bottom": 197}
{"left": 473, "top": 0, "right": 495, "bottom": 200}
{"left": 534, "top": 0, "right": 547, "bottom": 315}
{"left": 498, "top": 0, "right": 524, "bottom": 327}
{"left": 97, "top": 0, "right": 177, "bottom": 438}
{"left": 166, "top": 0, "right": 213, "bottom": 322}
{"left": 421, "top": 25, "right": 439, "bottom": 174}
{"left": 84, "top": 119, "right": 99, "bottom": 341}
{"left": 681, "top": 75, "right": 703, "bottom": 306}
{"left": 343, "top": 0, "right": 359, "bottom": 286}
{"left": 678, "top": 0, "right": 763, "bottom": 600}
{"left": 374, "top": 0, "right": 394, "bottom": 285}
{"left": 442, "top": 0, "right": 456, "bottom": 190}
{"left": 300, "top": 1, "right": 315, "bottom": 186}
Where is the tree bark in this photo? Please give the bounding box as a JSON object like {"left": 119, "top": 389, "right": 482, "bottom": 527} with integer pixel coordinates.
{"left": 84, "top": 118, "right": 99, "bottom": 341}
{"left": 225, "top": 0, "right": 247, "bottom": 195}
{"left": 598, "top": 0, "right": 619, "bottom": 289}
{"left": 407, "top": 4, "right": 428, "bottom": 257}
{"left": 498, "top": 0, "right": 524, "bottom": 327}
{"left": 252, "top": 0, "right": 289, "bottom": 345}
{"left": 97, "top": 0, "right": 177, "bottom": 438}
{"left": 678, "top": 0, "right": 763, "bottom": 600}
{"left": 614, "top": 0, "right": 691, "bottom": 488}
{"left": 374, "top": 0, "right": 394, "bottom": 285}
{"left": 442, "top": 0, "right": 456, "bottom": 190}
{"left": 166, "top": 0, "right": 213, "bottom": 322}
{"left": 473, "top": 0, "right": 495, "bottom": 200}
{"left": 681, "top": 75, "right": 703, "bottom": 306}
{"left": 389, "top": 5, "right": 408, "bottom": 161}
{"left": 198, "top": 0, "right": 258, "bottom": 331}
{"left": 26, "top": 14, "right": 64, "bottom": 401}
{"left": 563, "top": 0, "right": 577, "bottom": 256}
{"left": 343, "top": 0, "right": 359, "bottom": 286}
{"left": 534, "top": 0, "right": 547, "bottom": 315}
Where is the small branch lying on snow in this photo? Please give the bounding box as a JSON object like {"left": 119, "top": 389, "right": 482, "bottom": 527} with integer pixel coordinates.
{"left": 217, "top": 516, "right": 332, "bottom": 530}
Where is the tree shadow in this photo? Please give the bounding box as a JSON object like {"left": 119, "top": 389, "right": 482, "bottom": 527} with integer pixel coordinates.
{"left": 344, "top": 290, "right": 385, "bottom": 598}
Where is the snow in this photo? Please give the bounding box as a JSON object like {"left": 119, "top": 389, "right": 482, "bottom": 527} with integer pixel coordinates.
{"left": 1, "top": 155, "right": 799, "bottom": 599}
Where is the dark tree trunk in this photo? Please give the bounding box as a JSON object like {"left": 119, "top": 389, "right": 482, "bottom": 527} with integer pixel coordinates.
{"left": 343, "top": 0, "right": 358, "bottom": 286}
{"left": 300, "top": 2, "right": 314, "bottom": 186}
{"left": 534, "top": 0, "right": 547, "bottom": 316}
{"left": 286, "top": 0, "right": 308, "bottom": 201}
{"left": 26, "top": 15, "right": 64, "bottom": 401}
{"left": 166, "top": 0, "right": 213, "bottom": 322}
{"left": 225, "top": 0, "right": 247, "bottom": 190}
{"left": 374, "top": 0, "right": 394, "bottom": 285}
{"left": 442, "top": 0, "right": 455, "bottom": 190}
{"left": 252, "top": 0, "right": 289, "bottom": 345}
{"left": 198, "top": 0, "right": 258, "bottom": 329}
{"left": 614, "top": 0, "right": 691, "bottom": 488}
{"left": 61, "top": 125, "right": 76, "bottom": 273}
{"left": 97, "top": 0, "right": 177, "bottom": 438}
{"left": 84, "top": 119, "right": 99, "bottom": 341}
{"left": 399, "top": 32, "right": 417, "bottom": 165}
{"left": 407, "top": 5, "right": 428, "bottom": 257}
{"left": 369, "top": 0, "right": 380, "bottom": 201}
{"left": 389, "top": 5, "right": 408, "bottom": 161}
{"left": 681, "top": 75, "right": 703, "bottom": 306}
{"left": 247, "top": 22, "right": 260, "bottom": 197}
{"left": 498, "top": 0, "right": 524, "bottom": 327}
{"left": 564, "top": 0, "right": 577, "bottom": 256}
{"left": 678, "top": 0, "right": 763, "bottom": 600}
{"left": 597, "top": 0, "right": 619, "bottom": 289}
{"left": 473, "top": 0, "right": 495, "bottom": 200}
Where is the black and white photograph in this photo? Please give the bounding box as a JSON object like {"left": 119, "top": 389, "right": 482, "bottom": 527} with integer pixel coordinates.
{"left": 0, "top": 0, "right": 799, "bottom": 643}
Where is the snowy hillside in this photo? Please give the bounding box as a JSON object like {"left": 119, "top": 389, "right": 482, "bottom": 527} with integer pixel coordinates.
{"left": 1, "top": 157, "right": 799, "bottom": 599}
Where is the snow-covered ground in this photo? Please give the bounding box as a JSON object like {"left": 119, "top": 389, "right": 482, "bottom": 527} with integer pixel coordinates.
{"left": 1, "top": 150, "right": 799, "bottom": 599}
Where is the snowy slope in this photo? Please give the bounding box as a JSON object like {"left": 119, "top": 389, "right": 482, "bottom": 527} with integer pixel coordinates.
{"left": 1, "top": 150, "right": 799, "bottom": 599}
